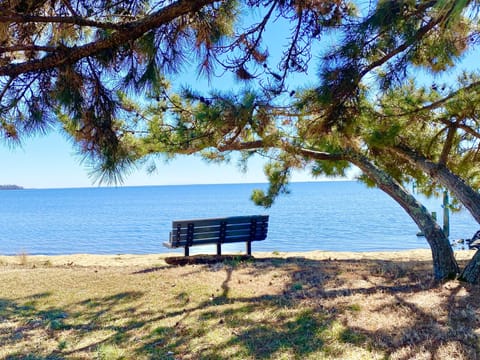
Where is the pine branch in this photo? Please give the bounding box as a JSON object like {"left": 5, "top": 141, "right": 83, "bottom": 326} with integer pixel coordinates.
{"left": 380, "top": 80, "right": 480, "bottom": 118}
{"left": 359, "top": 17, "right": 442, "bottom": 78}
{"left": 0, "top": 45, "right": 57, "bottom": 54}
{"left": 439, "top": 122, "right": 458, "bottom": 165}
{"left": 0, "top": 0, "right": 217, "bottom": 78}
{"left": 277, "top": 13, "right": 303, "bottom": 89}
{"left": 60, "top": 0, "right": 79, "bottom": 17}
{"left": 0, "top": 14, "right": 124, "bottom": 30}
{"left": 222, "top": 0, "right": 277, "bottom": 71}
{"left": 217, "top": 140, "right": 265, "bottom": 152}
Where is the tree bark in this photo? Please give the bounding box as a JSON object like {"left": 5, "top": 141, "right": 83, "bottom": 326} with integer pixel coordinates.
{"left": 459, "top": 250, "right": 480, "bottom": 284}
{"left": 343, "top": 150, "right": 460, "bottom": 280}
{"left": 391, "top": 145, "right": 480, "bottom": 224}
{"left": 297, "top": 146, "right": 459, "bottom": 280}
{"left": 347, "top": 151, "right": 460, "bottom": 280}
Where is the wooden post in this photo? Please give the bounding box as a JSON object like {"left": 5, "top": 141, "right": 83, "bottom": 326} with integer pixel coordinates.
{"left": 443, "top": 191, "right": 450, "bottom": 238}
{"left": 246, "top": 241, "right": 252, "bottom": 256}
{"left": 184, "top": 246, "right": 189, "bottom": 256}
{"left": 217, "top": 243, "right": 222, "bottom": 256}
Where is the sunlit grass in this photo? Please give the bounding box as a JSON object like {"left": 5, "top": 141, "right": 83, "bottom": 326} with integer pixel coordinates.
{"left": 0, "top": 250, "right": 478, "bottom": 359}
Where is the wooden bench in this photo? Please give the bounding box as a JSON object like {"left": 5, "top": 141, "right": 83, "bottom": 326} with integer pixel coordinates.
{"left": 163, "top": 215, "right": 269, "bottom": 256}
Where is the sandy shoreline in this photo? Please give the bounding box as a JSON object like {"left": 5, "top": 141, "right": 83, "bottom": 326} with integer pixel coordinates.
{"left": 0, "top": 248, "right": 475, "bottom": 267}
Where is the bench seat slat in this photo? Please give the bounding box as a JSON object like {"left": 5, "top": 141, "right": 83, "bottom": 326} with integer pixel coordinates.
{"left": 170, "top": 228, "right": 268, "bottom": 244}
{"left": 167, "top": 234, "right": 267, "bottom": 248}
{"left": 171, "top": 226, "right": 268, "bottom": 239}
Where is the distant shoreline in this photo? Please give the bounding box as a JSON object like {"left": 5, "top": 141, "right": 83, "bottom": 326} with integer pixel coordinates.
{"left": 0, "top": 184, "right": 23, "bottom": 190}
{"left": 2, "top": 180, "right": 354, "bottom": 191}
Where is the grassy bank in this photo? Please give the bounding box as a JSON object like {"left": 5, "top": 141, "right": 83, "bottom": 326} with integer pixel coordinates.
{"left": 0, "top": 250, "right": 479, "bottom": 359}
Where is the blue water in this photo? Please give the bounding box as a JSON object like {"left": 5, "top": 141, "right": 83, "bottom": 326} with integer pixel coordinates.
{"left": 0, "top": 181, "right": 477, "bottom": 255}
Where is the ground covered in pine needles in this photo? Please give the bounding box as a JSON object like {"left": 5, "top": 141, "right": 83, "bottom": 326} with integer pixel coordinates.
{"left": 0, "top": 250, "right": 479, "bottom": 359}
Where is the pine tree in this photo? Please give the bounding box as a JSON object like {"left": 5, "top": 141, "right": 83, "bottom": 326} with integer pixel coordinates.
{"left": 3, "top": 0, "right": 480, "bottom": 281}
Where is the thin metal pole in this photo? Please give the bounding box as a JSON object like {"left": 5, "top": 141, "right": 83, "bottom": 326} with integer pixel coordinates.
{"left": 443, "top": 191, "right": 450, "bottom": 238}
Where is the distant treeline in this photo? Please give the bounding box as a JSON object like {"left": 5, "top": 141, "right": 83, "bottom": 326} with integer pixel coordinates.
{"left": 0, "top": 185, "right": 23, "bottom": 190}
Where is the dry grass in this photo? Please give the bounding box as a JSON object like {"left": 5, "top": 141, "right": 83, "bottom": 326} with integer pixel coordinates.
{"left": 0, "top": 249, "right": 479, "bottom": 359}
{"left": 16, "top": 252, "right": 28, "bottom": 266}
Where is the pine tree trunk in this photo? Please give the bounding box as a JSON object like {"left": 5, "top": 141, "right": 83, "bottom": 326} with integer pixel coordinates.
{"left": 392, "top": 145, "right": 480, "bottom": 224}
{"left": 387, "top": 145, "right": 480, "bottom": 283}
{"left": 459, "top": 250, "right": 480, "bottom": 284}
{"left": 346, "top": 150, "right": 460, "bottom": 280}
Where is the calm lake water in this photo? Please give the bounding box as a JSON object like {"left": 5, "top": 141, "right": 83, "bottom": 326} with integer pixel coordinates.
{"left": 0, "top": 181, "right": 477, "bottom": 255}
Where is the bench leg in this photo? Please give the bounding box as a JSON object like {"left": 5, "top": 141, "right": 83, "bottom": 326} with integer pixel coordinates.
{"left": 246, "top": 241, "right": 251, "bottom": 256}
{"left": 217, "top": 243, "right": 222, "bottom": 256}
{"left": 184, "top": 246, "right": 189, "bottom": 257}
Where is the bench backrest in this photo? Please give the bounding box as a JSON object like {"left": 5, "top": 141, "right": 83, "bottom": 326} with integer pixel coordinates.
{"left": 169, "top": 215, "right": 269, "bottom": 248}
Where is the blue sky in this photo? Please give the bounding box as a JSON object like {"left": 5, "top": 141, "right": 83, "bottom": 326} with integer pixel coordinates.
{"left": 0, "top": 6, "right": 477, "bottom": 189}
{"left": 0, "top": 9, "right": 327, "bottom": 189}
{"left": 0, "top": 130, "right": 324, "bottom": 188}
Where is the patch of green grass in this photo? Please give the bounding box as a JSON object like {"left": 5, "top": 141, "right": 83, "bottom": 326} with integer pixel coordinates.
{"left": 348, "top": 303, "right": 361, "bottom": 312}
{"left": 57, "top": 339, "right": 68, "bottom": 350}
{"left": 112, "top": 331, "right": 129, "bottom": 344}
{"left": 175, "top": 291, "right": 190, "bottom": 306}
{"left": 17, "top": 302, "right": 36, "bottom": 316}
{"left": 97, "top": 344, "right": 126, "bottom": 360}
{"left": 323, "top": 320, "right": 366, "bottom": 346}
{"left": 339, "top": 328, "right": 366, "bottom": 345}
{"left": 291, "top": 282, "right": 303, "bottom": 291}
{"left": 268, "top": 258, "right": 285, "bottom": 266}
{"left": 223, "top": 309, "right": 328, "bottom": 359}
{"left": 224, "top": 255, "right": 251, "bottom": 267}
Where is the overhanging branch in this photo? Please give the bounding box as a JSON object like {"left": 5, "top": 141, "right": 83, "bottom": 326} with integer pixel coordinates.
{"left": 0, "top": 14, "right": 124, "bottom": 30}
{"left": 0, "top": 0, "right": 217, "bottom": 78}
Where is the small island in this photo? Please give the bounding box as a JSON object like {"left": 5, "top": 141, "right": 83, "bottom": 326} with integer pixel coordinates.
{"left": 0, "top": 185, "right": 24, "bottom": 190}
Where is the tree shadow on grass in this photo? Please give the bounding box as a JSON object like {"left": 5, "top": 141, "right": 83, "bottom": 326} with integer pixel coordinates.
{"left": 1, "top": 295, "right": 69, "bottom": 360}
{"left": 342, "top": 281, "right": 480, "bottom": 359}
{"left": 0, "top": 290, "right": 146, "bottom": 359}
{"left": 1, "top": 256, "right": 479, "bottom": 359}
{"left": 138, "top": 256, "right": 480, "bottom": 359}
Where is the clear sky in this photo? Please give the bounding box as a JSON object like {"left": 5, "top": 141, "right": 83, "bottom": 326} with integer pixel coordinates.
{"left": 0, "top": 6, "right": 476, "bottom": 189}
{"left": 0, "top": 130, "right": 326, "bottom": 189}
{"left": 0, "top": 9, "right": 327, "bottom": 189}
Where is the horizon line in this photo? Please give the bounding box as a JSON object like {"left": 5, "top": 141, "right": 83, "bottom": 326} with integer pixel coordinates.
{"left": 10, "top": 178, "right": 355, "bottom": 191}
